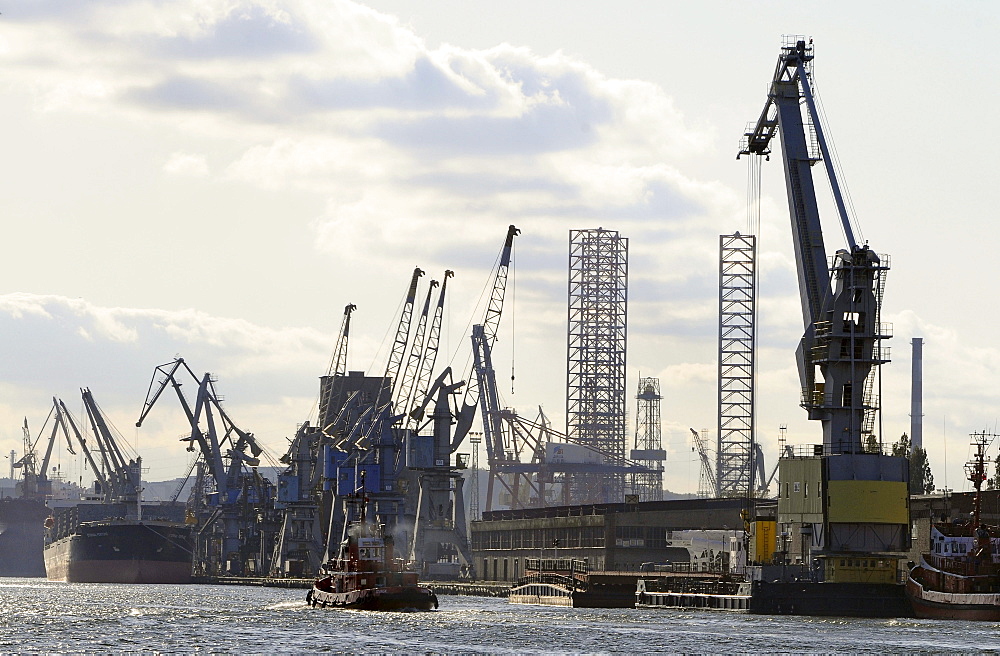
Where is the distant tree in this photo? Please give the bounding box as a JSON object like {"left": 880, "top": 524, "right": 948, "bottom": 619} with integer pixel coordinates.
{"left": 891, "top": 433, "right": 911, "bottom": 459}
{"left": 911, "top": 446, "right": 935, "bottom": 494}
{"left": 892, "top": 432, "right": 935, "bottom": 494}
{"left": 988, "top": 458, "right": 1000, "bottom": 491}
{"left": 864, "top": 433, "right": 880, "bottom": 454}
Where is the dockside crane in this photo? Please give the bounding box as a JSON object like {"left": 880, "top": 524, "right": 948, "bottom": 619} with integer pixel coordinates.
{"left": 406, "top": 226, "right": 518, "bottom": 576}
{"left": 274, "top": 303, "right": 359, "bottom": 578}
{"left": 12, "top": 409, "right": 65, "bottom": 501}
{"left": 80, "top": 388, "right": 142, "bottom": 505}
{"left": 739, "top": 38, "right": 887, "bottom": 453}
{"left": 739, "top": 37, "right": 908, "bottom": 572}
{"left": 53, "top": 398, "right": 110, "bottom": 500}
{"left": 136, "top": 357, "right": 273, "bottom": 576}
{"left": 690, "top": 428, "right": 719, "bottom": 498}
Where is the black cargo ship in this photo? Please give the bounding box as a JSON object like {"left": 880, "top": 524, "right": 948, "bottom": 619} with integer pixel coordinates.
{"left": 44, "top": 503, "right": 194, "bottom": 583}
{"left": 0, "top": 497, "right": 49, "bottom": 577}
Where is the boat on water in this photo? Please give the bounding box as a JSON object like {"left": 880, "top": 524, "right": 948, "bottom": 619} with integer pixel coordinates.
{"left": 0, "top": 497, "right": 49, "bottom": 577}
{"left": 636, "top": 572, "right": 751, "bottom": 611}
{"left": 307, "top": 477, "right": 437, "bottom": 611}
{"left": 41, "top": 392, "right": 197, "bottom": 584}
{"left": 906, "top": 431, "right": 1000, "bottom": 620}
{"left": 509, "top": 558, "right": 692, "bottom": 609}
{"left": 2, "top": 418, "right": 58, "bottom": 577}
{"left": 44, "top": 514, "right": 195, "bottom": 584}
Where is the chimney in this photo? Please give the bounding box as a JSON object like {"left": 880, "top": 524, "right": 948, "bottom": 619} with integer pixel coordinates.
{"left": 910, "top": 338, "right": 923, "bottom": 450}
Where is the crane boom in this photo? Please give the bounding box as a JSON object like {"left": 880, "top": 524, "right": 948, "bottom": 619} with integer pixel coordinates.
{"left": 452, "top": 225, "right": 519, "bottom": 450}
{"left": 689, "top": 428, "right": 719, "bottom": 497}
{"left": 741, "top": 40, "right": 831, "bottom": 331}
{"left": 135, "top": 357, "right": 263, "bottom": 496}
{"left": 319, "top": 304, "right": 356, "bottom": 432}
{"left": 409, "top": 270, "right": 452, "bottom": 426}
{"left": 80, "top": 389, "right": 141, "bottom": 503}
{"left": 380, "top": 267, "right": 424, "bottom": 408}
{"left": 54, "top": 398, "right": 110, "bottom": 498}
{"left": 394, "top": 278, "right": 438, "bottom": 422}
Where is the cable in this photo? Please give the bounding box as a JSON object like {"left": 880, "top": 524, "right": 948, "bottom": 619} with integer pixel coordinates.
{"left": 510, "top": 246, "right": 516, "bottom": 395}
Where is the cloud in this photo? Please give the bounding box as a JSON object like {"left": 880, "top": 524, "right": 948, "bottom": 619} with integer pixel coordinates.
{"left": 151, "top": 5, "right": 321, "bottom": 60}
{"left": 0, "top": 293, "right": 332, "bottom": 403}
{"left": 163, "top": 152, "right": 210, "bottom": 177}
{"left": 0, "top": 0, "right": 839, "bottom": 488}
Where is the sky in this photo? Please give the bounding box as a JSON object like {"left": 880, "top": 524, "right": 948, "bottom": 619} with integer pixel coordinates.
{"left": 2, "top": 0, "right": 999, "bottom": 495}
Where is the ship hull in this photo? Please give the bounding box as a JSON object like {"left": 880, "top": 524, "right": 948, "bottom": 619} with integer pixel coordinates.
{"left": 906, "top": 570, "right": 1000, "bottom": 621}
{"left": 749, "top": 580, "right": 912, "bottom": 617}
{"left": 44, "top": 520, "right": 194, "bottom": 584}
{"left": 509, "top": 581, "right": 637, "bottom": 608}
{"left": 0, "top": 498, "right": 48, "bottom": 577}
{"left": 308, "top": 584, "right": 438, "bottom": 611}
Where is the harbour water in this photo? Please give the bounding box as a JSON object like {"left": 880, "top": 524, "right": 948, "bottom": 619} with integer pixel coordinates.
{"left": 2, "top": 578, "right": 997, "bottom": 653}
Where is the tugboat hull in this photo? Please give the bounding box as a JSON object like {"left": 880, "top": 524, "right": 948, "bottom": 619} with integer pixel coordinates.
{"left": 308, "top": 584, "right": 438, "bottom": 611}
{"left": 906, "top": 569, "right": 1000, "bottom": 621}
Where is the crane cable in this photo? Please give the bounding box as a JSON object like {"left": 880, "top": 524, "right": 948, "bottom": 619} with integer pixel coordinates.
{"left": 745, "top": 148, "right": 762, "bottom": 498}
{"left": 746, "top": 149, "right": 762, "bottom": 237}
{"left": 812, "top": 79, "right": 865, "bottom": 247}
{"left": 510, "top": 246, "right": 516, "bottom": 395}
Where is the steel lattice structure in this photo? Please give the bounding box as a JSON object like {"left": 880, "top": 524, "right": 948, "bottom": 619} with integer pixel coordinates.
{"left": 717, "top": 233, "right": 756, "bottom": 497}
{"left": 630, "top": 377, "right": 665, "bottom": 501}
{"left": 566, "top": 228, "right": 628, "bottom": 505}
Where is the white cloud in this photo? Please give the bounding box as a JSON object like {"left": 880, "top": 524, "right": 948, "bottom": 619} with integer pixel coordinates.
{"left": 163, "top": 151, "right": 210, "bottom": 177}
{"left": 5, "top": 0, "right": 987, "bottom": 495}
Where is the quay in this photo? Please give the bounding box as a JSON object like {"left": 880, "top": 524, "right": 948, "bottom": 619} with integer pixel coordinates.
{"left": 195, "top": 575, "right": 510, "bottom": 598}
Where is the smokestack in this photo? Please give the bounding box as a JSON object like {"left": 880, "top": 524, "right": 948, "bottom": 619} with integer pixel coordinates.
{"left": 911, "top": 338, "right": 923, "bottom": 450}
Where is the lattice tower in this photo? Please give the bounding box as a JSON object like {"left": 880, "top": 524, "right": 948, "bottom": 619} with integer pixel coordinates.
{"left": 630, "top": 377, "right": 664, "bottom": 501}
{"left": 717, "top": 233, "right": 757, "bottom": 497}
{"left": 566, "top": 228, "right": 628, "bottom": 505}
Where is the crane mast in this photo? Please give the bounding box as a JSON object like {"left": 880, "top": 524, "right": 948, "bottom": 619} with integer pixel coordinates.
{"left": 740, "top": 38, "right": 887, "bottom": 453}
{"left": 380, "top": 267, "right": 425, "bottom": 411}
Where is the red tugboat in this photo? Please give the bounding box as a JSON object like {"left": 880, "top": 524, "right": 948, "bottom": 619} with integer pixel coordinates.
{"left": 906, "top": 431, "right": 1000, "bottom": 620}
{"left": 306, "top": 474, "right": 437, "bottom": 611}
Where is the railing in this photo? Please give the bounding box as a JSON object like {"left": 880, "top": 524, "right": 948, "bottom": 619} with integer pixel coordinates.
{"left": 780, "top": 442, "right": 887, "bottom": 457}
